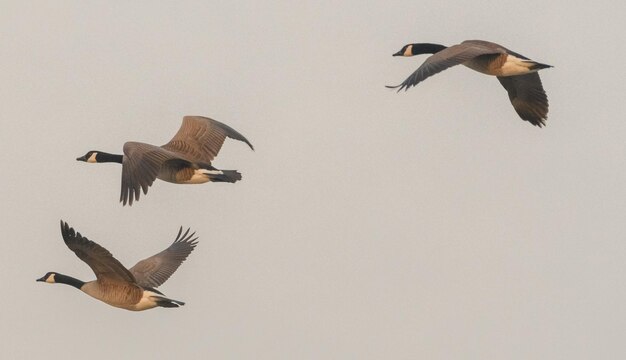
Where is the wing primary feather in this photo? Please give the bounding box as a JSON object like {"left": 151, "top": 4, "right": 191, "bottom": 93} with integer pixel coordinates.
{"left": 128, "top": 226, "right": 199, "bottom": 288}
{"left": 175, "top": 226, "right": 183, "bottom": 242}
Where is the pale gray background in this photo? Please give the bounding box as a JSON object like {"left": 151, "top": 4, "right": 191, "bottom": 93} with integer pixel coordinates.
{"left": 1, "top": 1, "right": 625, "bottom": 359}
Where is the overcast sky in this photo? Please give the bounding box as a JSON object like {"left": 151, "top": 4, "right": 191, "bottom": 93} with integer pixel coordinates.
{"left": 1, "top": 1, "right": 625, "bottom": 359}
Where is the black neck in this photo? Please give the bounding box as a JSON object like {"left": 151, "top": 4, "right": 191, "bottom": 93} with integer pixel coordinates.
{"left": 55, "top": 274, "right": 85, "bottom": 289}
{"left": 412, "top": 43, "right": 447, "bottom": 55}
{"left": 97, "top": 152, "right": 123, "bottom": 164}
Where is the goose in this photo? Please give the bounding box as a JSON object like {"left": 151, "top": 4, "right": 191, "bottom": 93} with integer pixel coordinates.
{"left": 387, "top": 40, "right": 552, "bottom": 126}
{"left": 77, "top": 115, "right": 254, "bottom": 205}
{"left": 37, "top": 220, "right": 198, "bottom": 311}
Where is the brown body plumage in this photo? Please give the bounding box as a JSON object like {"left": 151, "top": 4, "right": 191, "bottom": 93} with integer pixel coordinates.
{"left": 388, "top": 40, "right": 552, "bottom": 126}
{"left": 77, "top": 115, "right": 254, "bottom": 205}
{"left": 37, "top": 221, "right": 198, "bottom": 311}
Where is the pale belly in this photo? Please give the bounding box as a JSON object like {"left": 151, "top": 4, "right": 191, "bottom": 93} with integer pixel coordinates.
{"left": 463, "top": 55, "right": 537, "bottom": 77}
{"left": 108, "top": 299, "right": 159, "bottom": 311}
{"left": 124, "top": 291, "right": 161, "bottom": 311}
{"left": 157, "top": 168, "right": 217, "bottom": 184}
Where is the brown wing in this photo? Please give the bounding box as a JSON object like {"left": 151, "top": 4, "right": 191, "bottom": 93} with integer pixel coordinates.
{"left": 60, "top": 220, "right": 136, "bottom": 284}
{"left": 497, "top": 73, "right": 549, "bottom": 127}
{"left": 120, "top": 142, "right": 191, "bottom": 206}
{"left": 161, "top": 116, "right": 254, "bottom": 164}
{"left": 387, "top": 40, "right": 506, "bottom": 92}
{"left": 129, "top": 227, "right": 198, "bottom": 288}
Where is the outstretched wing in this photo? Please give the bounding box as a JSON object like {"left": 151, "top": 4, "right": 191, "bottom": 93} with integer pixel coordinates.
{"left": 60, "top": 220, "right": 136, "bottom": 284}
{"left": 161, "top": 116, "right": 254, "bottom": 164}
{"left": 387, "top": 41, "right": 506, "bottom": 92}
{"left": 129, "top": 227, "right": 199, "bottom": 288}
{"left": 497, "top": 73, "right": 549, "bottom": 127}
{"left": 120, "top": 142, "right": 191, "bottom": 206}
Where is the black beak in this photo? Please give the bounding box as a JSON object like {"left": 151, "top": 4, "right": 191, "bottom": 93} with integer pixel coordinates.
{"left": 76, "top": 156, "right": 87, "bottom": 161}
{"left": 392, "top": 50, "right": 403, "bottom": 57}
{"left": 36, "top": 276, "right": 46, "bottom": 282}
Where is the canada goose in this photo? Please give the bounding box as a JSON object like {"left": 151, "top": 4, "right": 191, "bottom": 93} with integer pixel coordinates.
{"left": 77, "top": 115, "right": 254, "bottom": 205}
{"left": 37, "top": 221, "right": 198, "bottom": 311}
{"left": 387, "top": 40, "right": 552, "bottom": 126}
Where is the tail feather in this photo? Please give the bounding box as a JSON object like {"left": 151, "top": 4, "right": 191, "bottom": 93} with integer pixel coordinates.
{"left": 207, "top": 169, "right": 242, "bottom": 183}
{"left": 526, "top": 61, "right": 552, "bottom": 71}
{"left": 155, "top": 296, "right": 185, "bottom": 308}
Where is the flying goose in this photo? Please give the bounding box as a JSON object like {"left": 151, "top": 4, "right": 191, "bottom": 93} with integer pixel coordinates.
{"left": 77, "top": 115, "right": 254, "bottom": 205}
{"left": 387, "top": 40, "right": 552, "bottom": 126}
{"left": 37, "top": 221, "right": 198, "bottom": 311}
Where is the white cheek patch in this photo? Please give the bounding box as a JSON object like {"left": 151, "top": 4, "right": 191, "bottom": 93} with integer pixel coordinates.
{"left": 87, "top": 153, "right": 98, "bottom": 163}
{"left": 46, "top": 274, "right": 56, "bottom": 283}
{"left": 404, "top": 44, "right": 413, "bottom": 57}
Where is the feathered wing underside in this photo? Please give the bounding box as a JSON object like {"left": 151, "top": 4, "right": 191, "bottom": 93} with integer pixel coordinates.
{"left": 129, "top": 227, "right": 199, "bottom": 288}
{"left": 388, "top": 41, "right": 507, "bottom": 91}
{"left": 120, "top": 142, "right": 191, "bottom": 206}
{"left": 161, "top": 116, "right": 254, "bottom": 165}
{"left": 497, "top": 73, "right": 549, "bottom": 127}
{"left": 60, "top": 221, "right": 136, "bottom": 284}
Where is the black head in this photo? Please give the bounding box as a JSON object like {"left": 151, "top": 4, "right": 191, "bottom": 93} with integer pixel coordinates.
{"left": 76, "top": 151, "right": 123, "bottom": 164}
{"left": 76, "top": 151, "right": 98, "bottom": 163}
{"left": 37, "top": 272, "right": 85, "bottom": 289}
{"left": 392, "top": 43, "right": 447, "bottom": 57}
{"left": 36, "top": 271, "right": 57, "bottom": 283}
{"left": 393, "top": 44, "right": 414, "bottom": 57}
